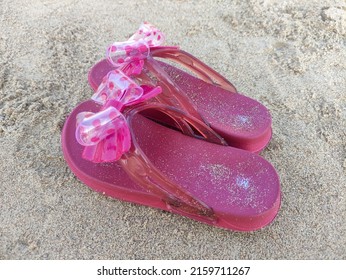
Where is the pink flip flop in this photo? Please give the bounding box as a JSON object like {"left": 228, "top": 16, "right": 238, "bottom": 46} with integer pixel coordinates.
{"left": 61, "top": 69, "right": 281, "bottom": 231}
{"left": 88, "top": 22, "right": 272, "bottom": 152}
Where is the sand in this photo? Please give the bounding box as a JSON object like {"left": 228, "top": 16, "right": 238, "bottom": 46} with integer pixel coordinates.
{"left": 0, "top": 0, "right": 345, "bottom": 259}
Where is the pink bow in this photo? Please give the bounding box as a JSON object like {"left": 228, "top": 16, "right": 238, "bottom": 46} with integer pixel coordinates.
{"left": 76, "top": 69, "right": 162, "bottom": 163}
{"left": 106, "top": 22, "right": 165, "bottom": 75}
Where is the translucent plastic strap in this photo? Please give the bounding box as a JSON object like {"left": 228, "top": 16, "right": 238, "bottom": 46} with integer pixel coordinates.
{"left": 144, "top": 55, "right": 204, "bottom": 122}
{"left": 150, "top": 46, "right": 237, "bottom": 92}
{"left": 132, "top": 63, "right": 227, "bottom": 145}
{"left": 142, "top": 48, "right": 238, "bottom": 129}
{"left": 118, "top": 103, "right": 226, "bottom": 222}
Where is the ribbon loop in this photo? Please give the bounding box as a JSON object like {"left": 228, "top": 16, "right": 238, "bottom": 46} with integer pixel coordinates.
{"left": 76, "top": 107, "right": 123, "bottom": 146}
{"left": 128, "top": 22, "right": 165, "bottom": 46}
{"left": 91, "top": 69, "right": 144, "bottom": 106}
{"left": 76, "top": 107, "right": 131, "bottom": 163}
{"left": 107, "top": 22, "right": 165, "bottom": 71}
{"left": 107, "top": 39, "right": 150, "bottom": 69}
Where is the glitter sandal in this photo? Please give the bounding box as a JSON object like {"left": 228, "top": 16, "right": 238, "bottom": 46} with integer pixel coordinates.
{"left": 88, "top": 22, "right": 272, "bottom": 152}
{"left": 61, "top": 69, "right": 281, "bottom": 231}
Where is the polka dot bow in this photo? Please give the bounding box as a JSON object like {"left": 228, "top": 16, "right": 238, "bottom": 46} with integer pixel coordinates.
{"left": 106, "top": 22, "right": 165, "bottom": 75}
{"left": 76, "top": 69, "right": 162, "bottom": 163}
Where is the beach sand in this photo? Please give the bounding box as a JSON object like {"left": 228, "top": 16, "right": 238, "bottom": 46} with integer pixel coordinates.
{"left": 0, "top": 0, "right": 345, "bottom": 259}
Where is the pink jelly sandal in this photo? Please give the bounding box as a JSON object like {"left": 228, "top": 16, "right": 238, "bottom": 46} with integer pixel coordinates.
{"left": 88, "top": 22, "right": 272, "bottom": 152}
{"left": 61, "top": 68, "right": 281, "bottom": 231}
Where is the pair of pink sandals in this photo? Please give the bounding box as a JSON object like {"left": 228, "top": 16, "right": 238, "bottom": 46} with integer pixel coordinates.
{"left": 62, "top": 23, "right": 281, "bottom": 231}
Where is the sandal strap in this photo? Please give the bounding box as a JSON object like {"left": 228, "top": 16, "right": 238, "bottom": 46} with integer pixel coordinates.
{"left": 144, "top": 56, "right": 204, "bottom": 122}
{"left": 133, "top": 64, "right": 227, "bottom": 146}
{"left": 119, "top": 103, "right": 225, "bottom": 222}
{"left": 150, "top": 46, "right": 237, "bottom": 92}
